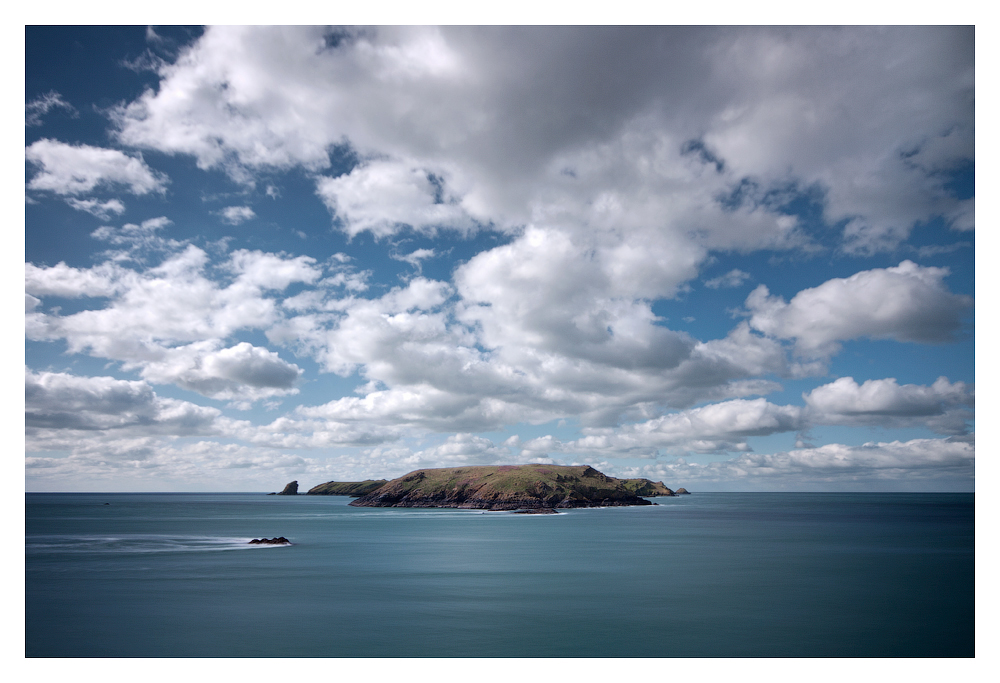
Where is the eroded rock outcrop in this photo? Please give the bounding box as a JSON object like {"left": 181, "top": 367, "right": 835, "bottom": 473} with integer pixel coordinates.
{"left": 277, "top": 481, "right": 298, "bottom": 495}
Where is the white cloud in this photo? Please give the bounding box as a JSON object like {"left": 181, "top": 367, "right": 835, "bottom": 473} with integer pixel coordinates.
{"left": 746, "top": 261, "right": 973, "bottom": 356}
{"left": 220, "top": 206, "right": 256, "bottom": 224}
{"left": 25, "top": 261, "right": 122, "bottom": 298}
{"left": 25, "top": 368, "right": 223, "bottom": 436}
{"left": 91, "top": 216, "right": 176, "bottom": 252}
{"left": 25, "top": 439, "right": 333, "bottom": 493}
{"left": 705, "top": 269, "right": 751, "bottom": 289}
{"left": 109, "top": 26, "right": 970, "bottom": 255}
{"left": 136, "top": 341, "right": 302, "bottom": 406}
{"left": 632, "top": 437, "right": 974, "bottom": 489}
{"left": 26, "top": 245, "right": 318, "bottom": 404}
{"left": 565, "top": 398, "right": 805, "bottom": 457}
{"left": 413, "top": 433, "right": 509, "bottom": 464}
{"left": 26, "top": 91, "right": 77, "bottom": 127}
{"left": 65, "top": 198, "right": 126, "bottom": 220}
{"left": 25, "top": 139, "right": 168, "bottom": 196}
{"left": 391, "top": 248, "right": 436, "bottom": 270}
{"left": 24, "top": 27, "right": 976, "bottom": 492}
{"left": 316, "top": 160, "right": 475, "bottom": 238}
{"left": 804, "top": 376, "right": 973, "bottom": 435}
{"left": 100, "top": 29, "right": 974, "bottom": 437}
{"left": 513, "top": 376, "right": 974, "bottom": 459}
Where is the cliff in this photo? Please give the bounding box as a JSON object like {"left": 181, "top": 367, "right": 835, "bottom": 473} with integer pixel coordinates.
{"left": 349, "top": 464, "right": 669, "bottom": 511}
{"left": 306, "top": 480, "right": 389, "bottom": 496}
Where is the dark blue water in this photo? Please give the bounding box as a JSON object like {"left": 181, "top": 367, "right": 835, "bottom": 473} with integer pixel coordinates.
{"left": 25, "top": 492, "right": 974, "bottom": 657}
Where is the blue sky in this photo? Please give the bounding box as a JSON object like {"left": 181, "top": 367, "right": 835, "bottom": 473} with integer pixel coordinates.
{"left": 24, "top": 26, "right": 974, "bottom": 492}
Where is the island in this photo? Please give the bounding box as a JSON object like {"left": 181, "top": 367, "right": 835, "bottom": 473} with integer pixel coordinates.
{"left": 307, "top": 480, "right": 388, "bottom": 496}
{"left": 344, "top": 464, "right": 681, "bottom": 511}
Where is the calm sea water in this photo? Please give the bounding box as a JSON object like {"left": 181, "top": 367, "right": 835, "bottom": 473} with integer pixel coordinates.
{"left": 25, "top": 492, "right": 974, "bottom": 657}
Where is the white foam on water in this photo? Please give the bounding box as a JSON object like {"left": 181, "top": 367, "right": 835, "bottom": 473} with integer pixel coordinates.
{"left": 25, "top": 534, "right": 274, "bottom": 554}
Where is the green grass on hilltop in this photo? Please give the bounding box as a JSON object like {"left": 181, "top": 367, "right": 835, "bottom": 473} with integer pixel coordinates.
{"left": 306, "top": 480, "right": 389, "bottom": 496}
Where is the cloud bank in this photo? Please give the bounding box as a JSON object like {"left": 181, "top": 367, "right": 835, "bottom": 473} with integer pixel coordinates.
{"left": 25, "top": 26, "right": 974, "bottom": 491}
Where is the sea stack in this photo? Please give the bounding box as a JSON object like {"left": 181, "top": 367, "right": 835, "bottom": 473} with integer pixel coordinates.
{"left": 277, "top": 481, "right": 299, "bottom": 495}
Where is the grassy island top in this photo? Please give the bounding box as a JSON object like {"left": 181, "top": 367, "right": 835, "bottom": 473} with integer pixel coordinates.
{"left": 307, "top": 479, "right": 388, "bottom": 496}
{"left": 342, "top": 463, "right": 678, "bottom": 510}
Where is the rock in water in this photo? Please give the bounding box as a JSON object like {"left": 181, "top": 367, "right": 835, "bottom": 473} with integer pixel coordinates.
{"left": 277, "top": 481, "right": 298, "bottom": 495}
{"left": 249, "top": 537, "right": 290, "bottom": 545}
{"left": 675, "top": 488, "right": 691, "bottom": 494}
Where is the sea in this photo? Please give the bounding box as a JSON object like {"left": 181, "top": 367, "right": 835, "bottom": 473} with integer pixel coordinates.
{"left": 25, "top": 492, "right": 974, "bottom": 658}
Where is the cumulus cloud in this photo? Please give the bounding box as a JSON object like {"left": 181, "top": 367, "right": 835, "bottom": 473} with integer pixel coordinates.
{"left": 705, "top": 269, "right": 752, "bottom": 289}
{"left": 220, "top": 206, "right": 256, "bottom": 224}
{"left": 631, "top": 437, "right": 974, "bottom": 489}
{"left": 99, "top": 28, "right": 975, "bottom": 438}
{"left": 316, "top": 160, "right": 476, "bottom": 238}
{"left": 25, "top": 368, "right": 223, "bottom": 436}
{"left": 26, "top": 245, "right": 318, "bottom": 404}
{"left": 25, "top": 139, "right": 168, "bottom": 196}
{"left": 25, "top": 27, "right": 975, "bottom": 490}
{"left": 25, "top": 440, "right": 335, "bottom": 492}
{"left": 25, "top": 261, "right": 122, "bottom": 298}
{"left": 228, "top": 249, "right": 322, "bottom": 290}
{"left": 391, "top": 248, "right": 436, "bottom": 271}
{"left": 90, "top": 216, "right": 176, "bottom": 253}
{"left": 110, "top": 26, "right": 971, "bottom": 254}
{"left": 746, "top": 261, "right": 973, "bottom": 356}
{"left": 137, "top": 341, "right": 302, "bottom": 406}
{"left": 65, "top": 198, "right": 126, "bottom": 220}
{"left": 495, "top": 375, "right": 975, "bottom": 460}
{"left": 804, "top": 376, "right": 973, "bottom": 435}
{"left": 569, "top": 398, "right": 806, "bottom": 457}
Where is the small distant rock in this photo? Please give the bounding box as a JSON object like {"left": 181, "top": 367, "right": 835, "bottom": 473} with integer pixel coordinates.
{"left": 249, "top": 537, "right": 290, "bottom": 545}
{"left": 277, "top": 481, "right": 299, "bottom": 495}
{"left": 512, "top": 508, "right": 559, "bottom": 514}
{"left": 675, "top": 488, "right": 691, "bottom": 494}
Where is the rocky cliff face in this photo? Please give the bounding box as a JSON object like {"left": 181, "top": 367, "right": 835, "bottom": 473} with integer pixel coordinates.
{"left": 277, "top": 481, "right": 298, "bottom": 495}
{"left": 349, "top": 464, "right": 665, "bottom": 510}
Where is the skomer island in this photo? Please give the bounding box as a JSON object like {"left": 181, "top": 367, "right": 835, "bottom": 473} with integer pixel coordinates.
{"left": 297, "top": 464, "right": 685, "bottom": 511}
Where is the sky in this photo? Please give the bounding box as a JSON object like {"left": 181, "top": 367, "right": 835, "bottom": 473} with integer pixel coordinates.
{"left": 24, "top": 25, "right": 975, "bottom": 492}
